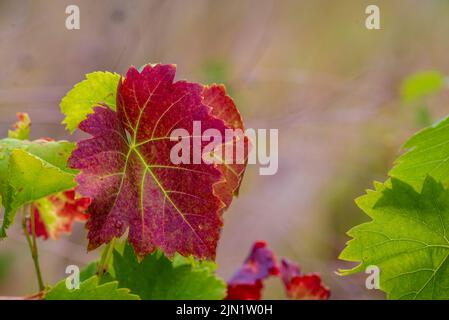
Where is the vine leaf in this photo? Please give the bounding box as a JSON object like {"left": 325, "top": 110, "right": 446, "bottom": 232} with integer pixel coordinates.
{"left": 8, "top": 112, "right": 31, "bottom": 140}
{"left": 69, "top": 64, "right": 247, "bottom": 259}
{"left": 44, "top": 276, "right": 140, "bottom": 300}
{"left": 202, "top": 84, "right": 249, "bottom": 207}
{"left": 389, "top": 115, "right": 449, "bottom": 189}
{"left": 61, "top": 71, "right": 120, "bottom": 133}
{"left": 339, "top": 176, "right": 449, "bottom": 299}
{"left": 226, "top": 241, "right": 279, "bottom": 300}
{"left": 280, "top": 259, "right": 330, "bottom": 300}
{"left": 111, "top": 243, "right": 226, "bottom": 300}
{"left": 27, "top": 189, "right": 90, "bottom": 240}
{"left": 0, "top": 139, "right": 76, "bottom": 237}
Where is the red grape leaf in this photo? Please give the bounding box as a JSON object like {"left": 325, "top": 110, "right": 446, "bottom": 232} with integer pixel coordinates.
{"left": 226, "top": 281, "right": 263, "bottom": 300}
{"left": 280, "top": 259, "right": 330, "bottom": 300}
{"left": 27, "top": 189, "right": 90, "bottom": 240}
{"left": 69, "top": 64, "right": 247, "bottom": 259}
{"left": 227, "top": 242, "right": 331, "bottom": 300}
{"left": 226, "top": 241, "right": 279, "bottom": 300}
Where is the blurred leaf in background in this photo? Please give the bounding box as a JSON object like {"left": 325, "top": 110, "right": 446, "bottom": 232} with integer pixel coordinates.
{"left": 400, "top": 70, "right": 446, "bottom": 126}
{"left": 200, "top": 59, "right": 230, "bottom": 86}
{"left": 401, "top": 70, "right": 445, "bottom": 103}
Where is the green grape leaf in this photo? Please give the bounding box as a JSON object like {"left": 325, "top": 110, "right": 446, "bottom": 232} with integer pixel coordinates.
{"left": 44, "top": 276, "right": 140, "bottom": 300}
{"left": 340, "top": 176, "right": 449, "bottom": 299}
{"left": 112, "top": 243, "right": 226, "bottom": 300}
{"left": 61, "top": 71, "right": 120, "bottom": 133}
{"left": 0, "top": 138, "right": 76, "bottom": 237}
{"left": 80, "top": 262, "right": 98, "bottom": 282}
{"left": 401, "top": 70, "right": 445, "bottom": 104}
{"left": 8, "top": 112, "right": 31, "bottom": 140}
{"left": 389, "top": 115, "right": 449, "bottom": 189}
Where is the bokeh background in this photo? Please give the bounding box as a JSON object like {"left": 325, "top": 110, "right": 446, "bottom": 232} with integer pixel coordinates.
{"left": 1, "top": 0, "right": 449, "bottom": 299}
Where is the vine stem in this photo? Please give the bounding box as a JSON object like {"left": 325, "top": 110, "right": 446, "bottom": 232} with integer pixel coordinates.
{"left": 21, "top": 205, "right": 45, "bottom": 291}
{"left": 97, "top": 238, "right": 116, "bottom": 280}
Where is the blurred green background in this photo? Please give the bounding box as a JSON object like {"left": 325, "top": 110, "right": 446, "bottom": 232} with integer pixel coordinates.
{"left": 1, "top": 0, "right": 449, "bottom": 299}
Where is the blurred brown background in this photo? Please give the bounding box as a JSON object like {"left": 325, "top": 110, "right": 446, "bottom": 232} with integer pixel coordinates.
{"left": 1, "top": 0, "right": 449, "bottom": 299}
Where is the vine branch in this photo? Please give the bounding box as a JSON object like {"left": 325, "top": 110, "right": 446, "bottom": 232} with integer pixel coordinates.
{"left": 21, "top": 205, "right": 45, "bottom": 291}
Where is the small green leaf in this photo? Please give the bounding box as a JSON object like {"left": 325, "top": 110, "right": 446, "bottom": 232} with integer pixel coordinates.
{"left": 61, "top": 71, "right": 120, "bottom": 133}
{"left": 112, "top": 244, "right": 226, "bottom": 300}
{"left": 340, "top": 176, "right": 449, "bottom": 299}
{"left": 0, "top": 138, "right": 76, "bottom": 237}
{"left": 389, "top": 115, "right": 449, "bottom": 189}
{"left": 401, "top": 70, "right": 445, "bottom": 104}
{"left": 45, "top": 276, "right": 140, "bottom": 300}
{"left": 8, "top": 112, "right": 30, "bottom": 140}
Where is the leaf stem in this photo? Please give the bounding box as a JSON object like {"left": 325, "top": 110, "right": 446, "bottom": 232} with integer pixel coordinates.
{"left": 97, "top": 238, "right": 116, "bottom": 280}
{"left": 21, "top": 205, "right": 45, "bottom": 291}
